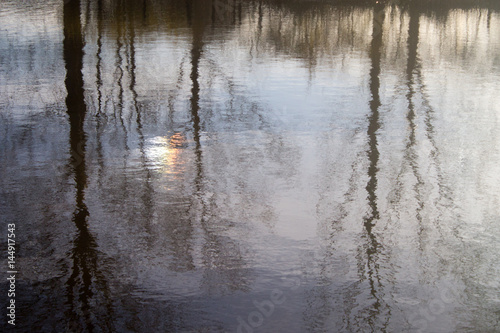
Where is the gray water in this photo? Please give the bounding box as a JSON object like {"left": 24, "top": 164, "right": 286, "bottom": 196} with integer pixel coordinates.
{"left": 1, "top": 0, "right": 500, "bottom": 332}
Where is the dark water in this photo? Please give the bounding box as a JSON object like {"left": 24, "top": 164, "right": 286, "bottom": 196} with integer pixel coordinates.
{"left": 1, "top": 0, "right": 500, "bottom": 332}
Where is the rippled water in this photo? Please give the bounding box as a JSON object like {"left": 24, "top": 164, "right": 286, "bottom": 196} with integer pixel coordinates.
{"left": 1, "top": 0, "right": 500, "bottom": 332}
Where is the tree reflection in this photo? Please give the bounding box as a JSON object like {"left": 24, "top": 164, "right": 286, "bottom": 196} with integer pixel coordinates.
{"left": 63, "top": 0, "right": 112, "bottom": 331}
{"left": 304, "top": 3, "right": 393, "bottom": 331}
{"left": 404, "top": 2, "right": 426, "bottom": 247}
{"left": 356, "top": 2, "right": 390, "bottom": 331}
{"left": 188, "top": 0, "right": 251, "bottom": 294}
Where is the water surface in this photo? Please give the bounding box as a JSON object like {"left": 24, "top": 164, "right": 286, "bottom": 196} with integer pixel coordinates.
{"left": 1, "top": 0, "right": 500, "bottom": 332}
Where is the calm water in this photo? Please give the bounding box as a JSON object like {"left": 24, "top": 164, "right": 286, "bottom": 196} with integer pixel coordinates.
{"left": 1, "top": 0, "right": 500, "bottom": 332}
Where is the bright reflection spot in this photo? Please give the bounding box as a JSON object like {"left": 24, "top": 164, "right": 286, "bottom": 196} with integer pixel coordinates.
{"left": 145, "top": 133, "right": 186, "bottom": 174}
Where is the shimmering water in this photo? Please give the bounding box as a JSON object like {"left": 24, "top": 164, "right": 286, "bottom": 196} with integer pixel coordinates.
{"left": 1, "top": 0, "right": 500, "bottom": 332}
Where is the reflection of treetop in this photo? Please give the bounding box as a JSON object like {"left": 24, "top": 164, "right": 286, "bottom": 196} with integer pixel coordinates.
{"left": 82, "top": 0, "right": 372, "bottom": 65}
{"left": 81, "top": 1, "right": 499, "bottom": 57}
